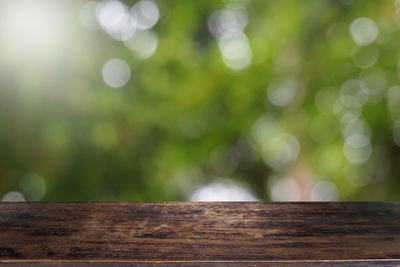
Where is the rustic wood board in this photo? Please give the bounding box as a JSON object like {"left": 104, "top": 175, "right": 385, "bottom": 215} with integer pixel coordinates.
{"left": 0, "top": 202, "right": 399, "bottom": 266}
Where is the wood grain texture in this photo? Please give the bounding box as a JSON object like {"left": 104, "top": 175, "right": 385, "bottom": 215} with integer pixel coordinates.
{"left": 0, "top": 202, "right": 399, "bottom": 266}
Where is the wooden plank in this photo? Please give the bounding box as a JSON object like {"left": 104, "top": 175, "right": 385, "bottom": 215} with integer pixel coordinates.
{"left": 0, "top": 202, "right": 399, "bottom": 266}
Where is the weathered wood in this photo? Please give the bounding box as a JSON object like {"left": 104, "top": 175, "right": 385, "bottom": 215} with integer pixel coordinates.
{"left": 0, "top": 202, "right": 399, "bottom": 266}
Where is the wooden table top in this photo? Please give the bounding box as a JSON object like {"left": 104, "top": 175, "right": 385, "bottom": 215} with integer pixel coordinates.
{"left": 0, "top": 202, "right": 399, "bottom": 266}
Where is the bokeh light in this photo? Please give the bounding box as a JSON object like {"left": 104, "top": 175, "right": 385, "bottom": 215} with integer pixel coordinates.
{"left": 339, "top": 79, "right": 368, "bottom": 109}
{"left": 251, "top": 116, "right": 300, "bottom": 169}
{"left": 2, "top": 192, "right": 26, "bottom": 202}
{"left": 268, "top": 176, "right": 301, "bottom": 201}
{"left": 352, "top": 45, "right": 379, "bottom": 69}
{"left": 131, "top": 0, "right": 159, "bottom": 30}
{"left": 208, "top": 5, "right": 252, "bottom": 70}
{"left": 19, "top": 173, "right": 46, "bottom": 201}
{"left": 124, "top": 30, "right": 158, "bottom": 59}
{"left": 350, "top": 17, "right": 379, "bottom": 46}
{"left": 343, "top": 134, "right": 372, "bottom": 164}
{"left": 102, "top": 58, "right": 131, "bottom": 88}
{"left": 189, "top": 179, "right": 258, "bottom": 201}
{"left": 310, "top": 180, "right": 340, "bottom": 201}
{"left": 267, "top": 78, "right": 297, "bottom": 107}
{"left": 97, "top": 0, "right": 136, "bottom": 41}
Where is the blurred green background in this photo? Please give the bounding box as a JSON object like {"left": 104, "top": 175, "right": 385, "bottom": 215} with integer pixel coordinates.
{"left": 1, "top": 0, "right": 400, "bottom": 201}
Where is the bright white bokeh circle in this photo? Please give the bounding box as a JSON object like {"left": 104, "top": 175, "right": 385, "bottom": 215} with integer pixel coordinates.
{"left": 349, "top": 17, "right": 378, "bottom": 46}
{"left": 102, "top": 58, "right": 131, "bottom": 88}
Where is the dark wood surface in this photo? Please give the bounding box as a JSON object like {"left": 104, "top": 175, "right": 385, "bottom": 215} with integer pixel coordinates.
{"left": 0, "top": 202, "right": 399, "bottom": 266}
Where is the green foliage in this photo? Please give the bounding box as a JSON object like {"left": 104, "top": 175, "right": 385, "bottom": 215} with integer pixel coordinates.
{"left": 0, "top": 0, "right": 400, "bottom": 201}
